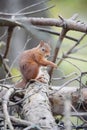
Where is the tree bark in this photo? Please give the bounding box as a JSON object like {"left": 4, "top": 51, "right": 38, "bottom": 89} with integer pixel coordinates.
{"left": 0, "top": 71, "right": 87, "bottom": 129}
{"left": 0, "top": 15, "right": 87, "bottom": 33}
{"left": 22, "top": 68, "right": 58, "bottom": 130}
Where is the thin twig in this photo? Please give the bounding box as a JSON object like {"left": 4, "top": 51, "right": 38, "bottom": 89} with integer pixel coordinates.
{"left": 0, "top": 75, "right": 21, "bottom": 82}
{"left": 0, "top": 113, "right": 34, "bottom": 127}
{"left": 16, "top": 0, "right": 50, "bottom": 14}
{"left": 0, "top": 83, "right": 13, "bottom": 89}
{"left": 10, "top": 86, "right": 42, "bottom": 106}
{"left": 71, "top": 112, "right": 87, "bottom": 116}
{"left": 57, "top": 33, "right": 87, "bottom": 66}
{"left": 64, "top": 95, "right": 71, "bottom": 130}
{"left": 59, "top": 76, "right": 80, "bottom": 90}
{"left": 3, "top": 37, "right": 31, "bottom": 82}
{"left": 65, "top": 33, "right": 86, "bottom": 55}
{"left": 71, "top": 104, "right": 87, "bottom": 123}
{"left": 0, "top": 5, "right": 55, "bottom": 16}
{"left": 0, "top": 30, "right": 7, "bottom": 40}
{"left": 48, "top": 28, "right": 68, "bottom": 77}
{"left": 73, "top": 42, "right": 87, "bottom": 53}
{"left": 2, "top": 87, "right": 15, "bottom": 130}
{"left": 3, "top": 60, "right": 12, "bottom": 77}
{"left": 70, "top": 13, "right": 78, "bottom": 20}
{"left": 3, "top": 27, "right": 14, "bottom": 58}
{"left": 48, "top": 14, "right": 75, "bottom": 78}
{"left": 52, "top": 72, "right": 77, "bottom": 80}
{"left": 24, "top": 125, "right": 42, "bottom": 130}
{"left": 33, "top": 26, "right": 78, "bottom": 42}
{"left": 65, "top": 55, "right": 87, "bottom": 62}
{"left": 58, "top": 58, "right": 82, "bottom": 73}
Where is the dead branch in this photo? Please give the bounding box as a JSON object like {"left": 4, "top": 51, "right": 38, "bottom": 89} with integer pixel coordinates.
{"left": 3, "top": 27, "right": 14, "bottom": 58}
{"left": 48, "top": 28, "right": 68, "bottom": 77}
{"left": 16, "top": 0, "right": 50, "bottom": 14}
{"left": 49, "top": 86, "right": 87, "bottom": 116}
{"left": 0, "top": 69, "right": 87, "bottom": 129}
{"left": 2, "top": 87, "right": 15, "bottom": 130}
{"left": 3, "top": 60, "right": 12, "bottom": 77}
{"left": 57, "top": 33, "right": 86, "bottom": 66}
{"left": 22, "top": 67, "right": 58, "bottom": 130}
{"left": 0, "top": 11, "right": 87, "bottom": 129}
{"left": 34, "top": 26, "right": 78, "bottom": 42}
{"left": 48, "top": 14, "right": 79, "bottom": 77}
{"left": 0, "top": 14, "right": 86, "bottom": 33}
{"left": 0, "top": 5, "right": 54, "bottom": 16}
{"left": 64, "top": 33, "right": 86, "bottom": 56}
{"left": 0, "top": 113, "right": 34, "bottom": 127}
{"left": 2, "top": 26, "right": 14, "bottom": 77}
{"left": 64, "top": 95, "right": 71, "bottom": 130}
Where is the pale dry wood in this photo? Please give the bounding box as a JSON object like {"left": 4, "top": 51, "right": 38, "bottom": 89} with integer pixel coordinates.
{"left": 0, "top": 14, "right": 87, "bottom": 33}
{"left": 0, "top": 113, "right": 34, "bottom": 127}
{"left": 2, "top": 87, "right": 15, "bottom": 130}
{"left": 0, "top": 70, "right": 87, "bottom": 129}
{"left": 49, "top": 86, "right": 87, "bottom": 116}
{"left": 22, "top": 67, "right": 58, "bottom": 130}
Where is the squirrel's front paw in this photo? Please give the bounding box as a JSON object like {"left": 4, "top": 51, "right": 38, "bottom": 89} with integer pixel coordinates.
{"left": 36, "top": 75, "right": 48, "bottom": 84}
{"left": 54, "top": 64, "right": 57, "bottom": 68}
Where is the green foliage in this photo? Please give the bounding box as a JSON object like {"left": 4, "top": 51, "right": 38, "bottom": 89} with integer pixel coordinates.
{"left": 50, "top": 0, "right": 87, "bottom": 19}
{"left": 11, "top": 68, "right": 21, "bottom": 82}
{"left": 0, "top": 41, "right": 5, "bottom": 49}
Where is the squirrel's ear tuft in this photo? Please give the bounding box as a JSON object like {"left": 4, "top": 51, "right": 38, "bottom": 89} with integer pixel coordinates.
{"left": 39, "top": 40, "right": 44, "bottom": 47}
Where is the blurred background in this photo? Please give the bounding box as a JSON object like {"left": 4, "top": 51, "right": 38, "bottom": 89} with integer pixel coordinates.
{"left": 49, "top": 0, "right": 87, "bottom": 86}
{"left": 0, "top": 0, "right": 87, "bottom": 86}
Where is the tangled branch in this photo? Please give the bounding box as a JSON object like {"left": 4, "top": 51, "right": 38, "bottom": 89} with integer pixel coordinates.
{"left": 0, "top": 1, "right": 87, "bottom": 129}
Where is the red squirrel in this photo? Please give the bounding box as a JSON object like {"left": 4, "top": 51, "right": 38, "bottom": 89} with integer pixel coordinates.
{"left": 16, "top": 40, "right": 57, "bottom": 88}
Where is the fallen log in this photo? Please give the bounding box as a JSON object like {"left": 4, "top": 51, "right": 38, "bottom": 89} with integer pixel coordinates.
{"left": 22, "top": 67, "right": 58, "bottom": 130}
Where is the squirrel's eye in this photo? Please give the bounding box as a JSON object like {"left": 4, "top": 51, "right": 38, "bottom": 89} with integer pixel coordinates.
{"left": 42, "top": 48, "right": 45, "bottom": 51}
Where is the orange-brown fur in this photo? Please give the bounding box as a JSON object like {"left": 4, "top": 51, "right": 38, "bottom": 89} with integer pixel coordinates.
{"left": 16, "top": 40, "right": 57, "bottom": 88}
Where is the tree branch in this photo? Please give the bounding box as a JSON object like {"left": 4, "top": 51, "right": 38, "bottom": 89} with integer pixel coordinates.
{"left": 34, "top": 26, "right": 78, "bottom": 42}
{"left": 0, "top": 14, "right": 86, "bottom": 33}
{"left": 57, "top": 33, "right": 86, "bottom": 66}
{"left": 0, "top": 5, "right": 55, "bottom": 16}
{"left": 3, "top": 27, "right": 14, "bottom": 58}
{"left": 48, "top": 28, "right": 68, "bottom": 77}
{"left": 2, "top": 87, "right": 15, "bottom": 130}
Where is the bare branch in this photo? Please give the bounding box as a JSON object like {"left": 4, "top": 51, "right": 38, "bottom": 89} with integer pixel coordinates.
{"left": 58, "top": 58, "right": 82, "bottom": 72}
{"left": 0, "top": 5, "right": 55, "bottom": 16}
{"left": 3, "top": 27, "right": 14, "bottom": 58}
{"left": 64, "top": 95, "right": 71, "bottom": 130}
{"left": 0, "top": 113, "right": 34, "bottom": 127}
{"left": 2, "top": 87, "right": 15, "bottom": 130}
{"left": 70, "top": 13, "right": 78, "bottom": 20}
{"left": 52, "top": 72, "right": 77, "bottom": 80}
{"left": 0, "top": 15, "right": 86, "bottom": 33}
{"left": 48, "top": 28, "right": 68, "bottom": 77}
{"left": 65, "top": 33, "right": 86, "bottom": 55}
{"left": 64, "top": 55, "right": 87, "bottom": 62}
{"left": 59, "top": 76, "right": 80, "bottom": 90}
{"left": 0, "top": 30, "right": 7, "bottom": 40}
{"left": 34, "top": 26, "right": 78, "bottom": 42}
{"left": 3, "top": 60, "right": 12, "bottom": 77}
{"left": 16, "top": 0, "right": 50, "bottom": 14}
{"left": 57, "top": 33, "right": 86, "bottom": 66}
{"left": 0, "top": 75, "right": 21, "bottom": 82}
